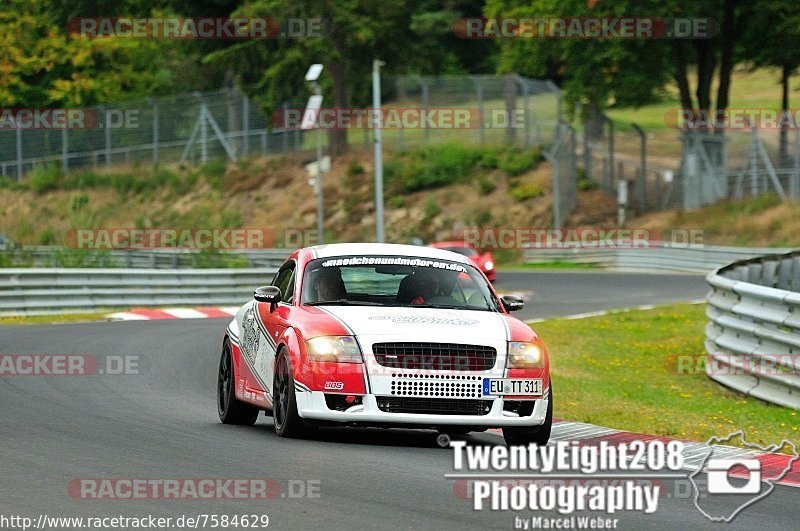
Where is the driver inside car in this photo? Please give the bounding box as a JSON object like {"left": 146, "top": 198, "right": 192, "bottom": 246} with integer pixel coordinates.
{"left": 309, "top": 266, "right": 347, "bottom": 302}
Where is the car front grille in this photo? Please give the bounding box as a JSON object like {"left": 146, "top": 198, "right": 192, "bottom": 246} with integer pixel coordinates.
{"left": 372, "top": 342, "right": 497, "bottom": 371}
{"left": 376, "top": 397, "right": 492, "bottom": 416}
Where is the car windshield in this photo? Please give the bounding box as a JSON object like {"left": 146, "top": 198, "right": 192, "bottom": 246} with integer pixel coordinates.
{"left": 301, "top": 255, "right": 500, "bottom": 311}
{"left": 441, "top": 246, "right": 479, "bottom": 257}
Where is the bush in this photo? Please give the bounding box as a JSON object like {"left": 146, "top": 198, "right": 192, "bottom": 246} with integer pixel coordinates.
{"left": 388, "top": 195, "right": 405, "bottom": 208}
{"left": 347, "top": 159, "right": 365, "bottom": 176}
{"left": 498, "top": 148, "right": 543, "bottom": 177}
{"left": 422, "top": 197, "right": 441, "bottom": 221}
{"left": 577, "top": 177, "right": 599, "bottom": 191}
{"left": 387, "top": 143, "right": 484, "bottom": 194}
{"left": 70, "top": 192, "right": 89, "bottom": 211}
{"left": 509, "top": 182, "right": 545, "bottom": 202}
{"left": 201, "top": 159, "right": 227, "bottom": 191}
{"left": 477, "top": 176, "right": 497, "bottom": 195}
{"left": 28, "top": 162, "right": 61, "bottom": 193}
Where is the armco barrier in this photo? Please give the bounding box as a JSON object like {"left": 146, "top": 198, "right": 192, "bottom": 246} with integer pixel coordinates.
{"left": 0, "top": 268, "right": 278, "bottom": 316}
{"left": 524, "top": 244, "right": 793, "bottom": 272}
{"left": 705, "top": 252, "right": 800, "bottom": 409}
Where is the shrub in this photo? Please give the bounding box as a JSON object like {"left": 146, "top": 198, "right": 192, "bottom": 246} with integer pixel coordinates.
{"left": 347, "top": 159, "right": 365, "bottom": 176}
{"left": 422, "top": 197, "right": 441, "bottom": 221}
{"left": 70, "top": 193, "right": 89, "bottom": 212}
{"left": 477, "top": 176, "right": 497, "bottom": 195}
{"left": 509, "top": 182, "right": 545, "bottom": 202}
{"left": 28, "top": 162, "right": 61, "bottom": 193}
{"left": 388, "top": 195, "right": 405, "bottom": 208}
{"left": 498, "top": 148, "right": 543, "bottom": 177}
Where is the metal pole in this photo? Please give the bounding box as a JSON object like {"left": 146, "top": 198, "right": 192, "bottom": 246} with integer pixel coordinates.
{"left": 632, "top": 123, "right": 646, "bottom": 213}
{"left": 105, "top": 107, "right": 112, "bottom": 169}
{"left": 282, "top": 102, "right": 289, "bottom": 154}
{"left": 61, "top": 127, "right": 69, "bottom": 173}
{"left": 373, "top": 60, "right": 385, "bottom": 243}
{"left": 793, "top": 129, "right": 800, "bottom": 199}
{"left": 242, "top": 94, "right": 250, "bottom": 158}
{"left": 314, "top": 82, "right": 325, "bottom": 245}
{"left": 15, "top": 127, "right": 23, "bottom": 179}
{"left": 200, "top": 104, "right": 208, "bottom": 164}
{"left": 151, "top": 100, "right": 159, "bottom": 166}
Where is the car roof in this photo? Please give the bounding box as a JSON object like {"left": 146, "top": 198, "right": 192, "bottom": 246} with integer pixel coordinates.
{"left": 307, "top": 243, "right": 470, "bottom": 263}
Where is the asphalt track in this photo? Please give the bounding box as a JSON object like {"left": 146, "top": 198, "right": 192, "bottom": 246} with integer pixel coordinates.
{"left": 0, "top": 271, "right": 795, "bottom": 530}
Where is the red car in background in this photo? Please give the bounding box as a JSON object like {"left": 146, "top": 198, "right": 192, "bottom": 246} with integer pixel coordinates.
{"left": 429, "top": 241, "right": 496, "bottom": 281}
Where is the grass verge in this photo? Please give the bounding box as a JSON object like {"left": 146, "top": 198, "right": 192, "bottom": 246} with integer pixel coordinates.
{"left": 0, "top": 312, "right": 112, "bottom": 326}
{"left": 533, "top": 303, "right": 799, "bottom": 450}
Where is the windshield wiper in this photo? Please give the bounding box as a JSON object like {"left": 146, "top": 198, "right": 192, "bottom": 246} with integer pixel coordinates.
{"left": 306, "top": 299, "right": 383, "bottom": 306}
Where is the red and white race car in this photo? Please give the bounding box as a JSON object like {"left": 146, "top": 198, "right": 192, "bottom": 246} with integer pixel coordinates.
{"left": 428, "top": 241, "right": 497, "bottom": 281}
{"left": 217, "top": 243, "right": 551, "bottom": 445}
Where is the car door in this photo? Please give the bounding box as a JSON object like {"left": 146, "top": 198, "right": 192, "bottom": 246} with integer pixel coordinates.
{"left": 254, "top": 261, "right": 296, "bottom": 399}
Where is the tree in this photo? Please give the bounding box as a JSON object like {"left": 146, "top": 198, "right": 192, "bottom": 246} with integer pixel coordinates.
{"left": 485, "top": 0, "right": 672, "bottom": 138}
{"left": 207, "top": 0, "right": 496, "bottom": 156}
{"left": 738, "top": 0, "right": 800, "bottom": 164}
{"left": 0, "top": 0, "right": 178, "bottom": 107}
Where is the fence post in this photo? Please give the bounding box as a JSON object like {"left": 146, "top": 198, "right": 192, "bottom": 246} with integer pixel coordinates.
{"left": 242, "top": 93, "right": 250, "bottom": 158}
{"left": 792, "top": 129, "right": 800, "bottom": 198}
{"left": 282, "top": 102, "right": 289, "bottom": 154}
{"left": 105, "top": 107, "right": 112, "bottom": 169}
{"left": 471, "top": 76, "right": 485, "bottom": 146}
{"left": 15, "top": 127, "right": 23, "bottom": 179}
{"left": 606, "top": 116, "right": 615, "bottom": 186}
{"left": 60, "top": 127, "right": 68, "bottom": 173}
{"left": 151, "top": 99, "right": 159, "bottom": 166}
{"left": 417, "top": 77, "right": 430, "bottom": 144}
{"left": 522, "top": 82, "right": 530, "bottom": 148}
{"left": 200, "top": 104, "right": 208, "bottom": 164}
{"left": 631, "top": 123, "right": 646, "bottom": 213}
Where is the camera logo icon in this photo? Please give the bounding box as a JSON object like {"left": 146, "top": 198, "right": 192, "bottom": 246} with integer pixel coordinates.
{"left": 706, "top": 459, "right": 761, "bottom": 494}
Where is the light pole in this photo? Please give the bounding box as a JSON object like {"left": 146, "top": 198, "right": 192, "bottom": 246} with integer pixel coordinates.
{"left": 372, "top": 59, "right": 385, "bottom": 243}
{"left": 305, "top": 64, "right": 325, "bottom": 244}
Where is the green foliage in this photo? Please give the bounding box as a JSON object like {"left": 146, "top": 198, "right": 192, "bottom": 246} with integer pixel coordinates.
{"left": 386, "top": 143, "right": 485, "bottom": 193}
{"left": 201, "top": 160, "right": 228, "bottom": 191}
{"left": 477, "top": 176, "right": 497, "bottom": 195}
{"left": 498, "top": 148, "right": 543, "bottom": 177}
{"left": 70, "top": 193, "right": 89, "bottom": 212}
{"left": 508, "top": 182, "right": 545, "bottom": 202}
{"left": 28, "top": 163, "right": 61, "bottom": 193}
{"left": 347, "top": 160, "right": 365, "bottom": 177}
{"left": 422, "top": 197, "right": 441, "bottom": 221}
{"left": 38, "top": 227, "right": 56, "bottom": 245}
{"left": 388, "top": 195, "right": 405, "bottom": 208}
{"left": 472, "top": 208, "right": 492, "bottom": 227}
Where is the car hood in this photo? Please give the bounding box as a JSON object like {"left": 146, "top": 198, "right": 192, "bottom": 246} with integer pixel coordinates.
{"left": 318, "top": 305, "right": 509, "bottom": 342}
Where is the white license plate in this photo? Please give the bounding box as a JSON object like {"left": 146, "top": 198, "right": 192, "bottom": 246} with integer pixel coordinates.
{"left": 483, "top": 378, "right": 542, "bottom": 396}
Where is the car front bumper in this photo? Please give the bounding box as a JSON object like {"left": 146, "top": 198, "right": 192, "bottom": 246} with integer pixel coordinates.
{"left": 295, "top": 390, "right": 549, "bottom": 427}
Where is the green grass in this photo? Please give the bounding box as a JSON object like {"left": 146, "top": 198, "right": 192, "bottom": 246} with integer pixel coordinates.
{"left": 0, "top": 312, "right": 112, "bottom": 326}
{"left": 534, "top": 303, "right": 799, "bottom": 450}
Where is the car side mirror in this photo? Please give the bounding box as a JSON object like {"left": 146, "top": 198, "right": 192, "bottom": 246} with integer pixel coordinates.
{"left": 254, "top": 286, "right": 282, "bottom": 311}
{"left": 501, "top": 294, "right": 524, "bottom": 312}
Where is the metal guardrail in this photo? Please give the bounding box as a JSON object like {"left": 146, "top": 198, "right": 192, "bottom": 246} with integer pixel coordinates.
{"left": 524, "top": 244, "right": 794, "bottom": 273}
{"left": 0, "top": 268, "right": 278, "bottom": 316}
{"left": 705, "top": 252, "right": 800, "bottom": 409}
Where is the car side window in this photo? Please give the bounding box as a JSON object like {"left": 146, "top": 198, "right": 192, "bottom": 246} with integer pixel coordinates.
{"left": 271, "top": 262, "right": 296, "bottom": 303}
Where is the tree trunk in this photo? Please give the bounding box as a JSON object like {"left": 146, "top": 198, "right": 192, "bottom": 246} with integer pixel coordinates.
{"left": 672, "top": 42, "right": 694, "bottom": 111}
{"left": 327, "top": 29, "right": 349, "bottom": 157}
{"left": 780, "top": 63, "right": 790, "bottom": 165}
{"left": 694, "top": 39, "right": 717, "bottom": 132}
{"left": 715, "top": 0, "right": 737, "bottom": 116}
{"left": 584, "top": 103, "right": 604, "bottom": 141}
{"left": 503, "top": 74, "right": 518, "bottom": 144}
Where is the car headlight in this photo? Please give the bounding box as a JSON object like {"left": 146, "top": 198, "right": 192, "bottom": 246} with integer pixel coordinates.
{"left": 306, "top": 336, "right": 363, "bottom": 363}
{"left": 507, "top": 341, "right": 544, "bottom": 368}
{"left": 484, "top": 261, "right": 494, "bottom": 270}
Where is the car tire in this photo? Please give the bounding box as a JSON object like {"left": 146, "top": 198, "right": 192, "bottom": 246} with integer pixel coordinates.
{"left": 272, "top": 349, "right": 313, "bottom": 438}
{"left": 502, "top": 385, "right": 553, "bottom": 446}
{"left": 217, "top": 338, "right": 259, "bottom": 425}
